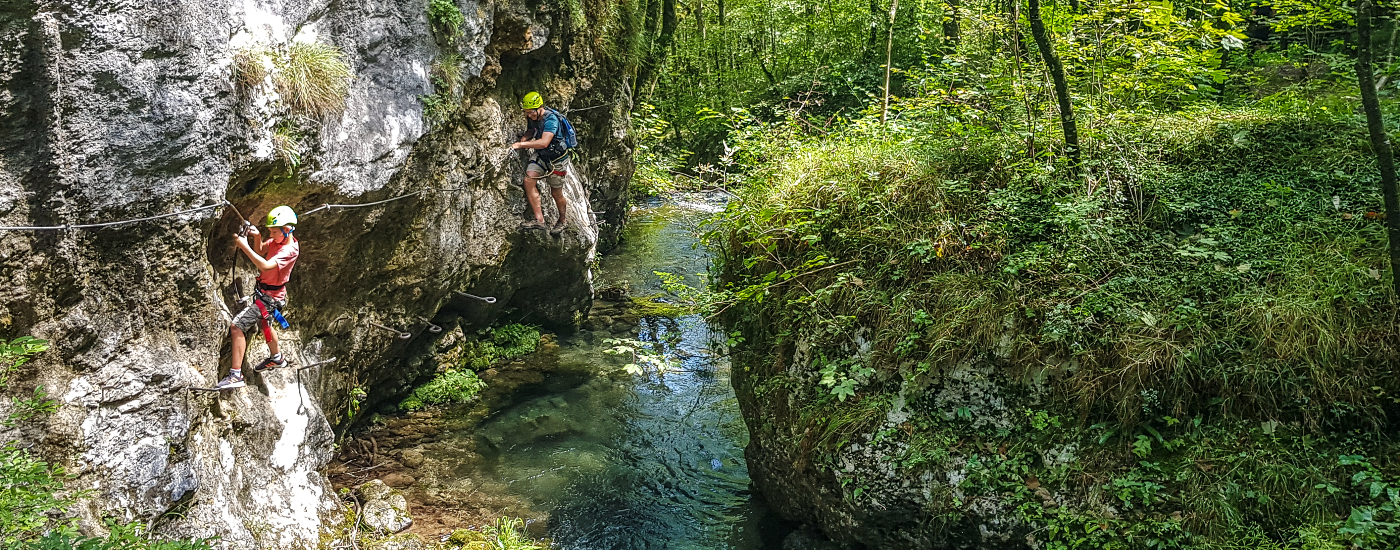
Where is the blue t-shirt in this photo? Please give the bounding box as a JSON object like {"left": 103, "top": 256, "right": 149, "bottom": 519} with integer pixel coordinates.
{"left": 530, "top": 110, "right": 562, "bottom": 144}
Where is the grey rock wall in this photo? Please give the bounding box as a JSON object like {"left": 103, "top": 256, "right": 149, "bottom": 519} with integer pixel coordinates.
{"left": 0, "top": 0, "right": 633, "bottom": 547}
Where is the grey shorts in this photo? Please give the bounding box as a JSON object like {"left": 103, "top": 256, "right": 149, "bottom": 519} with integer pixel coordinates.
{"left": 232, "top": 295, "right": 286, "bottom": 333}
{"left": 526, "top": 154, "right": 572, "bottom": 189}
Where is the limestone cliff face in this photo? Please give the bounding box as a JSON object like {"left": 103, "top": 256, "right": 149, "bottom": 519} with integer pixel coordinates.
{"left": 0, "top": 0, "right": 633, "bottom": 547}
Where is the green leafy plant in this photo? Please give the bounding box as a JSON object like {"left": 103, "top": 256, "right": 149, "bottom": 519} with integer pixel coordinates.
{"left": 421, "top": 92, "right": 452, "bottom": 124}
{"left": 272, "top": 41, "right": 352, "bottom": 118}
{"left": 400, "top": 369, "right": 486, "bottom": 411}
{"left": 461, "top": 324, "right": 540, "bottom": 369}
{"left": 427, "top": 0, "right": 465, "bottom": 38}
{"left": 1337, "top": 454, "right": 1400, "bottom": 549}
{"left": 482, "top": 517, "right": 544, "bottom": 549}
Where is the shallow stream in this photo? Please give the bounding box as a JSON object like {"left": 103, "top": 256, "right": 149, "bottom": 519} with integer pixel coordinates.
{"left": 415, "top": 193, "right": 786, "bottom": 549}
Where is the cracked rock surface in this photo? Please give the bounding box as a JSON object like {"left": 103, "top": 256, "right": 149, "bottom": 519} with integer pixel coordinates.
{"left": 0, "top": 0, "right": 633, "bottom": 546}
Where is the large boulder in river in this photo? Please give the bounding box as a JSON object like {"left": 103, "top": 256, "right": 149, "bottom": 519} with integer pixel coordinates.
{"left": 0, "top": 0, "right": 634, "bottom": 546}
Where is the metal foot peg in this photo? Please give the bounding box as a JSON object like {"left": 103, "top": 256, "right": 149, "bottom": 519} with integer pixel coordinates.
{"left": 367, "top": 320, "right": 412, "bottom": 339}
{"left": 453, "top": 291, "right": 497, "bottom": 304}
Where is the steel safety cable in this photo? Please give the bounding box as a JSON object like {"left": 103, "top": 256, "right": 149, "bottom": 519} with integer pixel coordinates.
{"left": 299, "top": 185, "right": 477, "bottom": 218}
{"left": 0, "top": 201, "right": 228, "bottom": 232}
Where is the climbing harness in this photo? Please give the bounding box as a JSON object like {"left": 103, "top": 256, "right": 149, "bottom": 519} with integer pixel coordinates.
{"left": 453, "top": 291, "right": 498, "bottom": 304}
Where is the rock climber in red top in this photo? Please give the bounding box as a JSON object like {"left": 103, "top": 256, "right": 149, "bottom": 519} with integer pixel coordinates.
{"left": 218, "top": 206, "right": 300, "bottom": 389}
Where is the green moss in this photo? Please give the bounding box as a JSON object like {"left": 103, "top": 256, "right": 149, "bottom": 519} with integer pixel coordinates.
{"left": 629, "top": 295, "right": 688, "bottom": 317}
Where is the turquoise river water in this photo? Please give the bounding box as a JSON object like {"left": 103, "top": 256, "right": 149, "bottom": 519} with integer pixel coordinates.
{"left": 428, "top": 193, "right": 789, "bottom": 549}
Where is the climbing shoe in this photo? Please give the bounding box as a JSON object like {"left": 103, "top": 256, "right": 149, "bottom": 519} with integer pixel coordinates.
{"left": 254, "top": 353, "right": 286, "bottom": 372}
{"left": 549, "top": 219, "right": 567, "bottom": 234}
{"left": 519, "top": 220, "right": 547, "bottom": 231}
{"left": 216, "top": 370, "right": 246, "bottom": 390}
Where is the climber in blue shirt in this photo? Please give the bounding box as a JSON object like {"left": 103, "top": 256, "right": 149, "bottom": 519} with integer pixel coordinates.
{"left": 511, "top": 91, "right": 572, "bottom": 234}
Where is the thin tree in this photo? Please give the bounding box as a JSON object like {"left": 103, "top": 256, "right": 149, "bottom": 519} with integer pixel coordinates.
{"left": 1026, "top": 0, "right": 1080, "bottom": 177}
{"left": 881, "top": 0, "right": 899, "bottom": 124}
{"left": 639, "top": 0, "right": 679, "bottom": 98}
{"left": 1355, "top": 0, "right": 1400, "bottom": 295}
{"left": 943, "top": 0, "right": 960, "bottom": 52}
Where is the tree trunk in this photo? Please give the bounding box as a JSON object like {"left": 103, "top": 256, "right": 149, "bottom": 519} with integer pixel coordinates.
{"left": 717, "top": 0, "right": 725, "bottom": 26}
{"left": 1356, "top": 0, "right": 1400, "bottom": 296}
{"left": 1026, "top": 0, "right": 1081, "bottom": 177}
{"left": 881, "top": 0, "right": 899, "bottom": 124}
{"left": 869, "top": 0, "right": 884, "bottom": 56}
{"left": 695, "top": 0, "right": 705, "bottom": 39}
{"left": 636, "top": 0, "right": 663, "bottom": 95}
{"left": 943, "top": 0, "right": 960, "bottom": 53}
{"left": 640, "top": 0, "right": 679, "bottom": 97}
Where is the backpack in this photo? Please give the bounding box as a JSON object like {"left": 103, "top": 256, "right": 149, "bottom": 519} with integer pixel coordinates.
{"left": 549, "top": 108, "right": 578, "bottom": 149}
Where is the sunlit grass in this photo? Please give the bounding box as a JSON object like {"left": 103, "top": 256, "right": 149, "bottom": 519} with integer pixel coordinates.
{"left": 273, "top": 41, "right": 352, "bottom": 118}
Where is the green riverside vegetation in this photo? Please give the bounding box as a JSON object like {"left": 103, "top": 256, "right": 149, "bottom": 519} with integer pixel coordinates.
{"left": 629, "top": 0, "right": 1400, "bottom": 545}
{"left": 708, "top": 96, "right": 1400, "bottom": 549}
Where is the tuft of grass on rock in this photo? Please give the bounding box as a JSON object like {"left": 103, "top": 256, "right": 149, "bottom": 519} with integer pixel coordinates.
{"left": 232, "top": 45, "right": 271, "bottom": 92}
{"left": 273, "top": 41, "right": 352, "bottom": 118}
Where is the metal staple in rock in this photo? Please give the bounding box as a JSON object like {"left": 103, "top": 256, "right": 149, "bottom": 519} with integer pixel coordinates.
{"left": 366, "top": 320, "right": 412, "bottom": 340}
{"left": 453, "top": 290, "right": 497, "bottom": 304}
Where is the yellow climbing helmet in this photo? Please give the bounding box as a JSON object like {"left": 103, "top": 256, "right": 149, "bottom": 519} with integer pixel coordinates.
{"left": 522, "top": 91, "right": 544, "bottom": 110}
{"left": 266, "top": 205, "right": 298, "bottom": 227}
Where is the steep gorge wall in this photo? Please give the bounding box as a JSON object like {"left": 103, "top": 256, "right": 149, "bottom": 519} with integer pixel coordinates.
{"left": 0, "top": 0, "right": 633, "bottom": 546}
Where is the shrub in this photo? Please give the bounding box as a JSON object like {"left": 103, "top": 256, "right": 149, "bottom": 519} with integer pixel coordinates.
{"left": 272, "top": 41, "right": 352, "bottom": 118}
{"left": 427, "top": 0, "right": 465, "bottom": 37}
{"left": 399, "top": 369, "right": 485, "bottom": 411}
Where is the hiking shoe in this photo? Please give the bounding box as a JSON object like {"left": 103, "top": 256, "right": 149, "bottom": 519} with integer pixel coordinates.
{"left": 216, "top": 370, "right": 246, "bottom": 390}
{"left": 254, "top": 353, "right": 286, "bottom": 372}
{"left": 520, "top": 220, "right": 547, "bottom": 231}
{"left": 549, "top": 219, "right": 567, "bottom": 234}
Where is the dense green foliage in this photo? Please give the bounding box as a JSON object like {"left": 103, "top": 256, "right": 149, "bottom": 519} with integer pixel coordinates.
{"left": 662, "top": 0, "right": 1400, "bottom": 543}
{"left": 428, "top": 0, "right": 466, "bottom": 37}
{"left": 399, "top": 324, "right": 540, "bottom": 410}
{"left": 708, "top": 97, "right": 1400, "bottom": 547}
{"left": 0, "top": 337, "right": 211, "bottom": 550}
{"left": 400, "top": 369, "right": 487, "bottom": 411}
{"left": 462, "top": 324, "right": 541, "bottom": 370}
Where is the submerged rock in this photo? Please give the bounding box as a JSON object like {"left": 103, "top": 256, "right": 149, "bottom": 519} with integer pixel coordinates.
{"left": 360, "top": 480, "right": 414, "bottom": 534}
